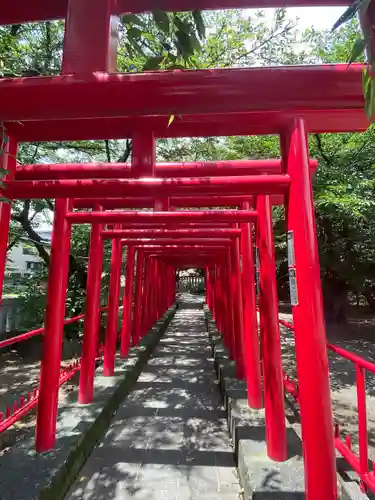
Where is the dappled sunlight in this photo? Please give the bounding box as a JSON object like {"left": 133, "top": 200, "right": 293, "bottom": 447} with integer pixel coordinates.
{"left": 280, "top": 310, "right": 375, "bottom": 464}
{"left": 67, "top": 295, "right": 240, "bottom": 500}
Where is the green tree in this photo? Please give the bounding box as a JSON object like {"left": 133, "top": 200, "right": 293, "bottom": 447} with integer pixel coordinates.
{"left": 2, "top": 8, "right": 374, "bottom": 327}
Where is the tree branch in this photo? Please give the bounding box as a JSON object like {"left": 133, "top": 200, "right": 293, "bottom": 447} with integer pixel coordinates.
{"left": 314, "top": 134, "right": 332, "bottom": 166}
{"left": 105, "top": 140, "right": 112, "bottom": 162}
{"left": 13, "top": 200, "right": 51, "bottom": 265}
{"left": 117, "top": 140, "right": 132, "bottom": 163}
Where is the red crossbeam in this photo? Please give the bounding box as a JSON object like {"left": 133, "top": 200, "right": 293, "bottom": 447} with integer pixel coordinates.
{"left": 0, "top": 66, "right": 364, "bottom": 122}
{"left": 5, "top": 175, "right": 290, "bottom": 199}
{"left": 6, "top": 110, "right": 367, "bottom": 142}
{"left": 0, "top": 0, "right": 351, "bottom": 26}
{"left": 73, "top": 196, "right": 284, "bottom": 209}
{"left": 102, "top": 229, "right": 241, "bottom": 238}
{"left": 135, "top": 245, "right": 227, "bottom": 249}
{"left": 8, "top": 108, "right": 369, "bottom": 143}
{"left": 15, "top": 159, "right": 318, "bottom": 180}
{"left": 120, "top": 238, "right": 232, "bottom": 245}
{"left": 66, "top": 210, "right": 257, "bottom": 224}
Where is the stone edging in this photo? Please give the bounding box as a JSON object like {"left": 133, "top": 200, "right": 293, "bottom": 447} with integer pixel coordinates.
{"left": 204, "top": 305, "right": 305, "bottom": 500}
{"left": 48, "top": 306, "right": 176, "bottom": 500}
{"left": 0, "top": 305, "right": 176, "bottom": 500}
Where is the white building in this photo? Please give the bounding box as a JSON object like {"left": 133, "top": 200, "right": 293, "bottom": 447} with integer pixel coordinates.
{"left": 6, "top": 229, "right": 52, "bottom": 276}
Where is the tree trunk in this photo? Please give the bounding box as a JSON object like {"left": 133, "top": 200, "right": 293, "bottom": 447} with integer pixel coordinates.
{"left": 322, "top": 276, "right": 348, "bottom": 324}
{"left": 363, "top": 287, "right": 375, "bottom": 311}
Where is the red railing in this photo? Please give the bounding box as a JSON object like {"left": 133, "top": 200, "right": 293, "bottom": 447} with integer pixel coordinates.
{"left": 0, "top": 306, "right": 108, "bottom": 349}
{"left": 279, "top": 317, "right": 375, "bottom": 493}
{"left": 0, "top": 308, "right": 107, "bottom": 433}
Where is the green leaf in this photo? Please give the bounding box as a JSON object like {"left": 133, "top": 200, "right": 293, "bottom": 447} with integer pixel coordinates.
{"left": 152, "top": 10, "right": 170, "bottom": 34}
{"left": 331, "top": 0, "right": 364, "bottom": 31}
{"left": 168, "top": 115, "right": 175, "bottom": 127}
{"left": 193, "top": 11, "right": 205, "bottom": 39}
{"left": 162, "top": 41, "right": 173, "bottom": 52}
{"left": 363, "top": 66, "right": 375, "bottom": 119}
{"left": 368, "top": 80, "right": 375, "bottom": 119}
{"left": 126, "top": 40, "right": 144, "bottom": 56}
{"left": 127, "top": 27, "right": 143, "bottom": 40}
{"left": 189, "top": 32, "right": 202, "bottom": 54}
{"left": 176, "top": 30, "right": 194, "bottom": 59}
{"left": 122, "top": 14, "right": 147, "bottom": 28}
{"left": 143, "top": 56, "right": 164, "bottom": 71}
{"left": 362, "top": 65, "right": 371, "bottom": 94}
{"left": 173, "top": 15, "right": 185, "bottom": 32}
{"left": 347, "top": 38, "right": 366, "bottom": 65}
{"left": 167, "top": 63, "right": 186, "bottom": 69}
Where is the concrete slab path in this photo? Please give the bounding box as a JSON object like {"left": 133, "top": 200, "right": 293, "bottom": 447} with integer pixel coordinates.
{"left": 67, "top": 297, "right": 241, "bottom": 500}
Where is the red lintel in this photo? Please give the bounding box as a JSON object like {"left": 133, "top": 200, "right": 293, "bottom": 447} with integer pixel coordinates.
{"left": 119, "top": 238, "right": 233, "bottom": 245}
{"left": 0, "top": 0, "right": 350, "bottom": 25}
{"left": 15, "top": 159, "right": 289, "bottom": 180}
{"left": 65, "top": 210, "right": 258, "bottom": 224}
{"left": 5, "top": 174, "right": 290, "bottom": 199}
{"left": 73, "top": 195, "right": 284, "bottom": 209}
{"left": 0, "top": 65, "right": 364, "bottom": 123}
{"left": 101, "top": 229, "right": 241, "bottom": 238}
{"left": 5, "top": 110, "right": 367, "bottom": 143}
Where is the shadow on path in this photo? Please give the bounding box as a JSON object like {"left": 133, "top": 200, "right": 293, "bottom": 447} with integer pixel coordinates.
{"left": 67, "top": 299, "right": 241, "bottom": 500}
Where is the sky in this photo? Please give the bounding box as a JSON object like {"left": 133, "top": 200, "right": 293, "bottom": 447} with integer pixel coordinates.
{"left": 266, "top": 6, "right": 347, "bottom": 30}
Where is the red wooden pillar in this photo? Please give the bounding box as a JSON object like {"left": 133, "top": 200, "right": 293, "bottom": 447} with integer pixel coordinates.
{"left": 217, "top": 264, "right": 228, "bottom": 346}
{"left": 171, "top": 267, "right": 176, "bottom": 306}
{"left": 151, "top": 259, "right": 158, "bottom": 321}
{"left": 225, "top": 250, "right": 236, "bottom": 359}
{"left": 151, "top": 258, "right": 159, "bottom": 322}
{"left": 162, "top": 263, "right": 167, "bottom": 312}
{"left": 169, "top": 266, "right": 175, "bottom": 308}
{"left": 79, "top": 207, "right": 104, "bottom": 403}
{"left": 240, "top": 202, "right": 262, "bottom": 409}
{"left": 157, "top": 261, "right": 164, "bottom": 314}
{"left": 256, "top": 195, "right": 287, "bottom": 461}
{"left": 156, "top": 260, "right": 161, "bottom": 318}
{"left": 133, "top": 249, "right": 144, "bottom": 345}
{"left": 214, "top": 265, "right": 222, "bottom": 333}
{"left": 163, "top": 263, "right": 167, "bottom": 313}
{"left": 204, "top": 266, "right": 211, "bottom": 307}
{"left": 147, "top": 258, "right": 154, "bottom": 327}
{"left": 165, "top": 265, "right": 170, "bottom": 311}
{"left": 211, "top": 267, "right": 217, "bottom": 321}
{"left": 230, "top": 239, "right": 246, "bottom": 379}
{"left": 103, "top": 238, "right": 123, "bottom": 376}
{"left": 155, "top": 260, "right": 161, "bottom": 317}
{"left": 165, "top": 264, "right": 170, "bottom": 311}
{"left": 132, "top": 131, "right": 155, "bottom": 177}
{"left": 0, "top": 132, "right": 18, "bottom": 304}
{"left": 141, "top": 255, "right": 150, "bottom": 336}
{"left": 120, "top": 245, "right": 135, "bottom": 357}
{"left": 36, "top": 199, "right": 73, "bottom": 452}
{"left": 62, "top": 0, "right": 118, "bottom": 75}
{"left": 217, "top": 266, "right": 224, "bottom": 333}
{"left": 155, "top": 199, "right": 170, "bottom": 211}
{"left": 281, "top": 119, "right": 337, "bottom": 499}
{"left": 205, "top": 267, "right": 211, "bottom": 307}
{"left": 131, "top": 131, "right": 155, "bottom": 335}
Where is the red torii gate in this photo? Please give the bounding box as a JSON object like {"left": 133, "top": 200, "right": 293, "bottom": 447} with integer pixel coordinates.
{"left": 0, "top": 1, "right": 373, "bottom": 499}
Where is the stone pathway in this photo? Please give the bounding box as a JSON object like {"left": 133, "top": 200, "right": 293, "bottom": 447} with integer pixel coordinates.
{"left": 67, "top": 299, "right": 241, "bottom": 500}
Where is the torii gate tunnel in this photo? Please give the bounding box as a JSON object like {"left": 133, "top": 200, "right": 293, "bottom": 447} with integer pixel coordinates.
{"left": 0, "top": 0, "right": 374, "bottom": 499}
